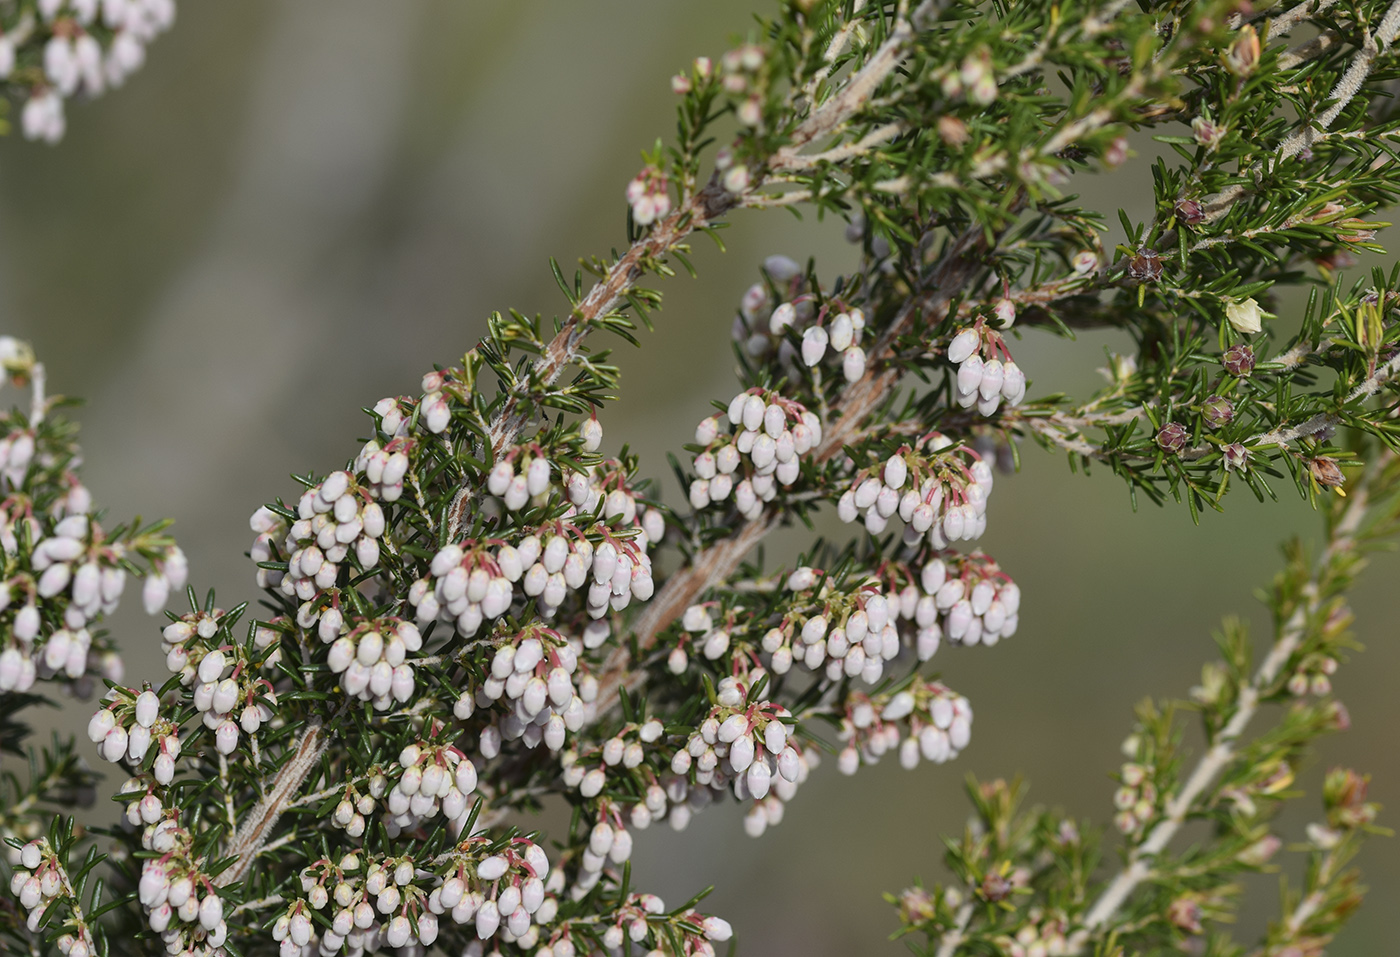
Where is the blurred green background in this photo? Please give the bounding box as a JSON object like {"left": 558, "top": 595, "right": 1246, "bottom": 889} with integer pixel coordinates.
{"left": 3, "top": 2, "right": 1395, "bottom": 953}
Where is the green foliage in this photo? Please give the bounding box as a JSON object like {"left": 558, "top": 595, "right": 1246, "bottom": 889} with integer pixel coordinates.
{"left": 3, "top": 0, "right": 1400, "bottom": 955}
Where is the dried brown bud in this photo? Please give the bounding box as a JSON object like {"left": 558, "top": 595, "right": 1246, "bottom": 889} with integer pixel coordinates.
{"left": 1156, "top": 422, "right": 1189, "bottom": 454}
{"left": 1308, "top": 456, "right": 1345, "bottom": 489}
{"left": 1315, "top": 249, "right": 1358, "bottom": 272}
{"left": 1222, "top": 344, "right": 1255, "bottom": 376}
{"left": 1127, "top": 248, "right": 1163, "bottom": 283}
{"left": 1175, "top": 199, "right": 1204, "bottom": 225}
{"left": 1328, "top": 700, "right": 1352, "bottom": 732}
{"left": 1202, "top": 395, "right": 1234, "bottom": 428}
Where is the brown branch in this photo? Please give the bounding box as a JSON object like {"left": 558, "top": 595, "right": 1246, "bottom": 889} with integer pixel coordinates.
{"left": 213, "top": 716, "right": 330, "bottom": 888}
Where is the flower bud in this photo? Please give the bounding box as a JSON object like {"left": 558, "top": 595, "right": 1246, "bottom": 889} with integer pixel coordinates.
{"left": 1155, "top": 423, "right": 1189, "bottom": 454}
{"left": 1222, "top": 343, "right": 1255, "bottom": 376}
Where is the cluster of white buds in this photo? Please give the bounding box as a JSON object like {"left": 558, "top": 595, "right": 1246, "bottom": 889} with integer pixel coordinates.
{"left": 913, "top": 552, "right": 1021, "bottom": 650}
{"left": 414, "top": 536, "right": 523, "bottom": 634}
{"left": 280, "top": 850, "right": 458, "bottom": 957}
{"left": 999, "top": 910, "right": 1073, "bottom": 957}
{"left": 137, "top": 848, "right": 227, "bottom": 957}
{"left": 158, "top": 607, "right": 221, "bottom": 682}
{"left": 626, "top": 165, "right": 672, "bottom": 226}
{"left": 12, "top": 0, "right": 177, "bottom": 144}
{"left": 88, "top": 686, "right": 181, "bottom": 779}
{"left": 545, "top": 898, "right": 731, "bottom": 957}
{"left": 188, "top": 648, "right": 277, "bottom": 751}
{"left": 552, "top": 893, "right": 666, "bottom": 957}
{"left": 7, "top": 839, "right": 96, "bottom": 952}
{"left": 1112, "top": 762, "right": 1159, "bottom": 835}
{"left": 0, "top": 523, "right": 179, "bottom": 694}
{"left": 690, "top": 389, "right": 822, "bottom": 516}
{"left": 115, "top": 775, "right": 166, "bottom": 830}
{"left": 88, "top": 682, "right": 182, "bottom": 766}
{"left": 671, "top": 697, "right": 799, "bottom": 804}
{"left": 425, "top": 840, "right": 552, "bottom": 944}
{"left": 416, "top": 447, "right": 658, "bottom": 628}
{"left": 30, "top": 513, "right": 184, "bottom": 620}
{"left": 380, "top": 737, "right": 479, "bottom": 836}
{"left": 733, "top": 255, "right": 806, "bottom": 359}
{"left": 838, "top": 433, "right": 995, "bottom": 546}
{"left": 562, "top": 671, "right": 821, "bottom": 841}
{"left": 473, "top": 625, "right": 589, "bottom": 754}
{"left": 836, "top": 679, "right": 972, "bottom": 775}
{"left": 486, "top": 443, "right": 563, "bottom": 513}
{"left": 159, "top": 610, "right": 275, "bottom": 752}
{"left": 560, "top": 716, "right": 664, "bottom": 802}
{"left": 757, "top": 578, "right": 901, "bottom": 685}
{"left": 141, "top": 543, "right": 189, "bottom": 613}
{"left": 1287, "top": 652, "right": 1339, "bottom": 697}
{"left": 731, "top": 255, "right": 874, "bottom": 383}
{"left": 946, "top": 325, "right": 1027, "bottom": 415}
{"left": 671, "top": 602, "right": 739, "bottom": 670}
{"left": 418, "top": 370, "right": 457, "bottom": 434}
{"left": 352, "top": 396, "right": 416, "bottom": 502}
{"left": 282, "top": 856, "right": 362, "bottom": 957}
{"left": 323, "top": 615, "right": 420, "bottom": 709}
{"left": 570, "top": 806, "right": 637, "bottom": 895}
{"left": 799, "top": 306, "right": 869, "bottom": 382}
{"left": 253, "top": 469, "right": 387, "bottom": 613}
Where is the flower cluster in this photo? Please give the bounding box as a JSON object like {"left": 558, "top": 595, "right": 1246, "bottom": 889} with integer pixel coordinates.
{"left": 472, "top": 624, "right": 589, "bottom": 755}
{"left": 671, "top": 695, "right": 797, "bottom": 802}
{"left": 836, "top": 679, "right": 973, "bottom": 775}
{"left": 626, "top": 165, "right": 672, "bottom": 226}
{"left": 757, "top": 576, "right": 902, "bottom": 684}
{"left": 0, "top": 344, "right": 181, "bottom": 699}
{"left": 352, "top": 400, "right": 415, "bottom": 502}
{"left": 137, "top": 825, "right": 228, "bottom": 956}
{"left": 426, "top": 840, "right": 553, "bottom": 945}
{"left": 87, "top": 686, "right": 182, "bottom": 777}
{"left": 253, "top": 469, "right": 387, "bottom": 612}
{"left": 946, "top": 325, "right": 1027, "bottom": 416}
{"left": 380, "top": 737, "right": 479, "bottom": 836}
{"left": 690, "top": 389, "right": 822, "bottom": 515}
{"left": 731, "top": 255, "right": 871, "bottom": 383}
{"left": 1112, "top": 761, "right": 1160, "bottom": 836}
{"left": 324, "top": 615, "right": 420, "bottom": 709}
{"left": 7, "top": 840, "right": 96, "bottom": 953}
{"left": 837, "top": 434, "right": 995, "bottom": 545}
{"left": 7, "top": 0, "right": 177, "bottom": 143}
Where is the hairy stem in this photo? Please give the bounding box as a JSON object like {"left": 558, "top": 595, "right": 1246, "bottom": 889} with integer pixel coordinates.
{"left": 1070, "top": 460, "right": 1381, "bottom": 945}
